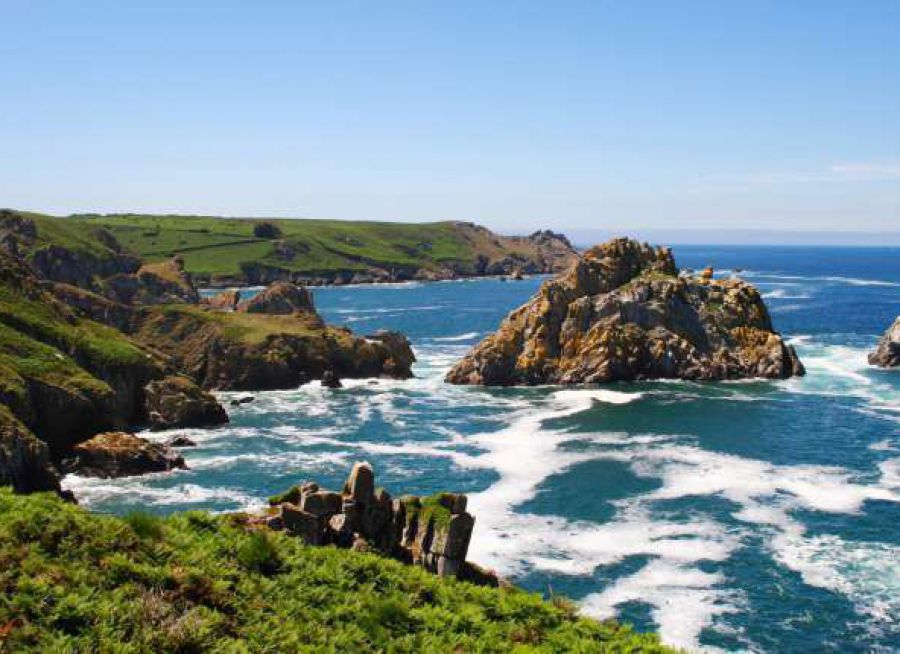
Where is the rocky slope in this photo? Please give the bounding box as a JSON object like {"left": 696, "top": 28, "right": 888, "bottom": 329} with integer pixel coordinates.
{"left": 131, "top": 284, "right": 415, "bottom": 391}
{"left": 447, "top": 238, "right": 804, "bottom": 385}
{"left": 868, "top": 317, "right": 900, "bottom": 368}
{"left": 0, "top": 248, "right": 227, "bottom": 493}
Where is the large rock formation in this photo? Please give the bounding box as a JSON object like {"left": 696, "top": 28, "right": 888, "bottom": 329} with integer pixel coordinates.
{"left": 61, "top": 431, "right": 186, "bottom": 478}
{"left": 236, "top": 281, "right": 317, "bottom": 316}
{"left": 132, "top": 283, "right": 416, "bottom": 391}
{"left": 868, "top": 317, "right": 900, "bottom": 368}
{"left": 447, "top": 238, "right": 805, "bottom": 385}
{"left": 144, "top": 375, "right": 229, "bottom": 431}
{"left": 265, "top": 462, "right": 487, "bottom": 583}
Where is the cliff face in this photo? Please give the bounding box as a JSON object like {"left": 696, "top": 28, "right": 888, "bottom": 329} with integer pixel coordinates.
{"left": 132, "top": 289, "right": 415, "bottom": 391}
{"left": 868, "top": 317, "right": 900, "bottom": 368}
{"left": 446, "top": 238, "right": 805, "bottom": 385}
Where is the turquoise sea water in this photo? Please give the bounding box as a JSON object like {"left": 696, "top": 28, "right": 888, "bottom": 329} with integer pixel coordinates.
{"left": 64, "top": 246, "right": 900, "bottom": 652}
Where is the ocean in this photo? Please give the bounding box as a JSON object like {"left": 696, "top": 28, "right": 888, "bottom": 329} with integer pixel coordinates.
{"left": 63, "top": 246, "right": 900, "bottom": 652}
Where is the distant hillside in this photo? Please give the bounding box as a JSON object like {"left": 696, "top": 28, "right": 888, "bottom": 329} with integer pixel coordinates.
{"left": 59, "top": 212, "right": 579, "bottom": 286}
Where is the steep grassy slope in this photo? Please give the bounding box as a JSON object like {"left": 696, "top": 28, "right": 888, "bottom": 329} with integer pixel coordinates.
{"left": 0, "top": 489, "right": 671, "bottom": 652}
{"left": 0, "top": 252, "right": 160, "bottom": 459}
{"left": 68, "top": 213, "right": 577, "bottom": 283}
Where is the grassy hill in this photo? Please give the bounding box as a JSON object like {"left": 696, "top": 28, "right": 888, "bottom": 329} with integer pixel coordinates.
{"left": 0, "top": 489, "right": 672, "bottom": 652}
{"left": 64, "top": 212, "right": 577, "bottom": 283}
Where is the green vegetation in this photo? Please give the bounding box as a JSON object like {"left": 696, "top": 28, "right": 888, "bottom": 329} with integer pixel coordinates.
{"left": 0, "top": 489, "right": 672, "bottom": 652}
{"left": 65, "top": 213, "right": 545, "bottom": 279}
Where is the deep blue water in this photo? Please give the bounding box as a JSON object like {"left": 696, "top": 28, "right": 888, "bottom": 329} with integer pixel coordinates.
{"left": 65, "top": 246, "right": 900, "bottom": 652}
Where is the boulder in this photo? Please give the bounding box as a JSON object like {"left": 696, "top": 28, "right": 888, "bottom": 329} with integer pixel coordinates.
{"left": 237, "top": 282, "right": 317, "bottom": 316}
{"left": 446, "top": 237, "right": 805, "bottom": 385}
{"left": 321, "top": 370, "right": 342, "bottom": 389}
{"left": 281, "top": 503, "right": 322, "bottom": 545}
{"left": 145, "top": 375, "right": 229, "bottom": 431}
{"left": 61, "top": 432, "right": 186, "bottom": 478}
{"left": 167, "top": 435, "right": 197, "bottom": 448}
{"left": 868, "top": 317, "right": 900, "bottom": 368}
{"left": 344, "top": 462, "right": 375, "bottom": 504}
{"left": 206, "top": 289, "right": 241, "bottom": 312}
{"left": 365, "top": 331, "right": 416, "bottom": 379}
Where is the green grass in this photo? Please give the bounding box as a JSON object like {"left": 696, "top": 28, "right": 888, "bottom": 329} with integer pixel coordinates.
{"left": 69, "top": 213, "right": 532, "bottom": 278}
{"left": 0, "top": 489, "right": 673, "bottom": 652}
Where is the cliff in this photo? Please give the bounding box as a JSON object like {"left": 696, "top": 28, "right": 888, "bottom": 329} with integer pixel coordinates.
{"left": 447, "top": 237, "right": 805, "bottom": 385}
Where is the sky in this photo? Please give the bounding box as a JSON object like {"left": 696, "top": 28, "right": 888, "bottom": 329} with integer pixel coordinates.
{"left": 2, "top": 1, "right": 899, "bottom": 236}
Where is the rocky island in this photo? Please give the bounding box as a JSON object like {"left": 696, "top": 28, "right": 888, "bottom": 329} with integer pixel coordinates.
{"left": 868, "top": 317, "right": 900, "bottom": 368}
{"left": 447, "top": 237, "right": 805, "bottom": 385}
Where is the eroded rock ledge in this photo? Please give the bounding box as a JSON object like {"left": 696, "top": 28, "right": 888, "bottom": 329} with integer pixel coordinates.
{"left": 868, "top": 317, "right": 900, "bottom": 368}
{"left": 446, "top": 237, "right": 805, "bottom": 385}
{"left": 261, "top": 462, "right": 500, "bottom": 586}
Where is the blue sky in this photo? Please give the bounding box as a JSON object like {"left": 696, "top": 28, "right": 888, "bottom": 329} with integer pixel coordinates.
{"left": 2, "top": 1, "right": 899, "bottom": 234}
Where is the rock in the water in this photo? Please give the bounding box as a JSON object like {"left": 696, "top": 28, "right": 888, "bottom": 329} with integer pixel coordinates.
{"left": 62, "top": 432, "right": 186, "bottom": 478}
{"left": 144, "top": 375, "right": 229, "bottom": 431}
{"left": 868, "top": 317, "right": 900, "bottom": 368}
{"left": 229, "top": 395, "right": 255, "bottom": 406}
{"left": 237, "top": 282, "right": 317, "bottom": 316}
{"left": 446, "top": 237, "right": 805, "bottom": 385}
{"left": 365, "top": 331, "right": 416, "bottom": 379}
{"left": 167, "top": 435, "right": 197, "bottom": 448}
{"left": 321, "top": 370, "right": 342, "bottom": 389}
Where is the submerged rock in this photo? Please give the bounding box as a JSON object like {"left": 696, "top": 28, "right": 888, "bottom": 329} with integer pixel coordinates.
{"left": 166, "top": 435, "right": 197, "bottom": 448}
{"left": 446, "top": 237, "right": 805, "bottom": 385}
{"left": 868, "top": 317, "right": 900, "bottom": 368}
{"left": 61, "top": 431, "right": 186, "bottom": 478}
{"left": 144, "top": 375, "right": 229, "bottom": 431}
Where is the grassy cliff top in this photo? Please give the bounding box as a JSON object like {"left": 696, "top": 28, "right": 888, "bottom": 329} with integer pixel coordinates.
{"left": 0, "top": 489, "right": 671, "bottom": 652}
{"left": 60, "top": 212, "right": 564, "bottom": 277}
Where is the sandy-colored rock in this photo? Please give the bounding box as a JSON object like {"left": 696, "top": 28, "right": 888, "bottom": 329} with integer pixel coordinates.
{"left": 61, "top": 431, "right": 185, "bottom": 478}
{"left": 237, "top": 282, "right": 317, "bottom": 316}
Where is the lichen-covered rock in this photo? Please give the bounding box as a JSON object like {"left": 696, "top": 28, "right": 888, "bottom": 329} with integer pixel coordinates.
{"left": 446, "top": 237, "right": 804, "bottom": 385}
{"left": 868, "top": 317, "right": 900, "bottom": 368}
{"left": 237, "top": 282, "right": 317, "bottom": 316}
{"left": 365, "top": 331, "right": 416, "bottom": 379}
{"left": 144, "top": 375, "right": 229, "bottom": 431}
{"left": 61, "top": 431, "right": 186, "bottom": 478}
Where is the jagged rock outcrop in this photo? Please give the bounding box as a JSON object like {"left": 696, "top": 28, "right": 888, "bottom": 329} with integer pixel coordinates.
{"left": 144, "top": 375, "right": 229, "bottom": 431}
{"left": 61, "top": 431, "right": 186, "bottom": 478}
{"left": 868, "top": 317, "right": 900, "bottom": 368}
{"left": 237, "top": 281, "right": 316, "bottom": 315}
{"left": 447, "top": 238, "right": 804, "bottom": 385}
{"left": 105, "top": 257, "right": 200, "bottom": 305}
{"left": 0, "top": 407, "right": 61, "bottom": 494}
{"left": 265, "top": 462, "right": 488, "bottom": 583}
